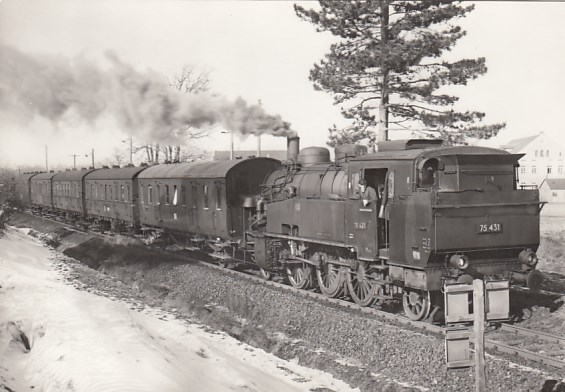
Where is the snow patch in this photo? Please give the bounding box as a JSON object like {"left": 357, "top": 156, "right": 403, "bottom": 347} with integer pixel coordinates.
{"left": 0, "top": 227, "right": 358, "bottom": 392}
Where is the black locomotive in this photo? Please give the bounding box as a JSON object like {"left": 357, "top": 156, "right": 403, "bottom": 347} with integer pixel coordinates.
{"left": 15, "top": 137, "right": 543, "bottom": 321}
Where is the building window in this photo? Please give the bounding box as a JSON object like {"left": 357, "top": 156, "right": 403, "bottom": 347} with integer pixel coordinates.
{"left": 535, "top": 150, "right": 538, "bottom": 157}
{"left": 532, "top": 166, "right": 536, "bottom": 174}
{"left": 547, "top": 166, "right": 552, "bottom": 174}
{"left": 540, "top": 150, "right": 544, "bottom": 157}
{"left": 547, "top": 150, "right": 549, "bottom": 157}
{"left": 559, "top": 166, "right": 563, "bottom": 174}
{"left": 520, "top": 167, "right": 526, "bottom": 174}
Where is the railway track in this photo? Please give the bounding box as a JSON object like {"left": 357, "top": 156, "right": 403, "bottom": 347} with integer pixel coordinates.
{"left": 14, "top": 212, "right": 565, "bottom": 371}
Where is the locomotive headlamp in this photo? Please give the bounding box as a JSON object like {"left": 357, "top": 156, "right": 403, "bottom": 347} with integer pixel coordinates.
{"left": 449, "top": 254, "right": 469, "bottom": 270}
{"left": 519, "top": 249, "right": 538, "bottom": 267}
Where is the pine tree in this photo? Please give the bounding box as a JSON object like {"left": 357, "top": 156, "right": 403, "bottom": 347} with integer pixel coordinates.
{"left": 295, "top": 0, "right": 505, "bottom": 147}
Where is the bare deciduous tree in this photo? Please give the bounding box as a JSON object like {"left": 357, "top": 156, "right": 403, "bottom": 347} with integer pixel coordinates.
{"left": 136, "top": 64, "right": 213, "bottom": 164}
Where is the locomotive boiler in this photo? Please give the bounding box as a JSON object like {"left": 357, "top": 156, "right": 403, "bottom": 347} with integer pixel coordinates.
{"left": 251, "top": 138, "right": 543, "bottom": 320}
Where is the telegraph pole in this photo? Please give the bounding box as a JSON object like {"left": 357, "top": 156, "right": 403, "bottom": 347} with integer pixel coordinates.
{"left": 122, "top": 137, "right": 133, "bottom": 164}
{"left": 69, "top": 153, "right": 88, "bottom": 169}
{"left": 257, "top": 99, "right": 262, "bottom": 157}
{"left": 45, "top": 145, "right": 49, "bottom": 172}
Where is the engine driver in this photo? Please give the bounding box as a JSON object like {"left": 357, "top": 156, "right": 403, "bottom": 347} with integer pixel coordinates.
{"left": 358, "top": 179, "right": 377, "bottom": 207}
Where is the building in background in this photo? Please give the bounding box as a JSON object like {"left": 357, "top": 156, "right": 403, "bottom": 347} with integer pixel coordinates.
{"left": 539, "top": 179, "right": 565, "bottom": 203}
{"left": 500, "top": 132, "right": 565, "bottom": 188}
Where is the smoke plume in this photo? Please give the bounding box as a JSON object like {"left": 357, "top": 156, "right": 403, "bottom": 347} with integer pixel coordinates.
{"left": 0, "top": 46, "right": 296, "bottom": 144}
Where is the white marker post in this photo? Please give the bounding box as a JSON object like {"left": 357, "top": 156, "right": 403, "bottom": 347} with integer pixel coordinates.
{"left": 473, "top": 279, "right": 487, "bottom": 392}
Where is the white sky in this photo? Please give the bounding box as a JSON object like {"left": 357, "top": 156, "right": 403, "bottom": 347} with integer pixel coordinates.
{"left": 1, "top": 1, "right": 565, "bottom": 168}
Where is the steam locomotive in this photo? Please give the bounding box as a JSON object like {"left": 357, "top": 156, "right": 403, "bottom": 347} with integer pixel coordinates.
{"left": 15, "top": 137, "right": 544, "bottom": 321}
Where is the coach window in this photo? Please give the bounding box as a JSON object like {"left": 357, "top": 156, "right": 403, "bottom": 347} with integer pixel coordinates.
{"left": 156, "top": 185, "right": 161, "bottom": 205}
{"left": 115, "top": 185, "right": 118, "bottom": 201}
{"left": 203, "top": 185, "right": 209, "bottom": 210}
{"left": 216, "top": 184, "right": 222, "bottom": 210}
{"left": 192, "top": 184, "right": 198, "bottom": 208}
{"left": 148, "top": 185, "right": 153, "bottom": 204}
{"left": 126, "top": 185, "right": 130, "bottom": 202}
{"left": 173, "top": 185, "right": 178, "bottom": 206}
{"left": 140, "top": 185, "right": 145, "bottom": 204}
{"left": 120, "top": 185, "right": 125, "bottom": 201}
{"left": 181, "top": 185, "right": 186, "bottom": 206}
{"left": 165, "top": 185, "right": 170, "bottom": 205}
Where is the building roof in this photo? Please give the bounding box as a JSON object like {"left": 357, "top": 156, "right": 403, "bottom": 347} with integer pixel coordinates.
{"left": 540, "top": 178, "right": 565, "bottom": 190}
{"left": 500, "top": 134, "right": 539, "bottom": 153}
{"left": 214, "top": 150, "right": 286, "bottom": 161}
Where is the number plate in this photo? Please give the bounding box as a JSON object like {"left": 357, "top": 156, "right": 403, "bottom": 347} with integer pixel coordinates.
{"left": 477, "top": 223, "right": 503, "bottom": 234}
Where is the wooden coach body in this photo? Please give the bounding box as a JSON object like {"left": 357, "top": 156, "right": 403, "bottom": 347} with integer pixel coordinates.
{"left": 138, "top": 158, "right": 280, "bottom": 239}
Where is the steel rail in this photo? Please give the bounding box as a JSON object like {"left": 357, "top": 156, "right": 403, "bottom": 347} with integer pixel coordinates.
{"left": 484, "top": 339, "right": 565, "bottom": 369}
{"left": 500, "top": 323, "right": 565, "bottom": 345}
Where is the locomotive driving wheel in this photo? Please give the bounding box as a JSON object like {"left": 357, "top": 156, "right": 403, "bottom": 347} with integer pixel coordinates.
{"left": 402, "top": 290, "right": 431, "bottom": 321}
{"left": 315, "top": 253, "right": 346, "bottom": 298}
{"left": 346, "top": 261, "right": 380, "bottom": 307}
{"left": 285, "top": 263, "right": 314, "bottom": 290}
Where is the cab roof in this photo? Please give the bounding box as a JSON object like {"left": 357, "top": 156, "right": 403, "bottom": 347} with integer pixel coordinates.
{"left": 352, "top": 145, "right": 510, "bottom": 162}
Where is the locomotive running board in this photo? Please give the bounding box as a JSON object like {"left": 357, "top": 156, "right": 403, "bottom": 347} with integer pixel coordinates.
{"left": 263, "top": 232, "right": 348, "bottom": 248}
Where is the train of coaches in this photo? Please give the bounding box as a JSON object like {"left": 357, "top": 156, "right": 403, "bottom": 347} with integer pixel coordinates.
{"left": 14, "top": 137, "right": 545, "bottom": 321}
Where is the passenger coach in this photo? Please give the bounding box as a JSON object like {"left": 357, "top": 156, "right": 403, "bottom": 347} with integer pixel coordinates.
{"left": 137, "top": 158, "right": 280, "bottom": 239}
{"left": 84, "top": 165, "right": 148, "bottom": 232}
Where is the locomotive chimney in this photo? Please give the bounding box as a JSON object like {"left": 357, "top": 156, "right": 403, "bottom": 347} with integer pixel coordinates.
{"left": 287, "top": 136, "right": 300, "bottom": 163}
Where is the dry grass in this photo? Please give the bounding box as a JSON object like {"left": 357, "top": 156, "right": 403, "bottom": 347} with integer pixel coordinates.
{"left": 539, "top": 203, "right": 565, "bottom": 274}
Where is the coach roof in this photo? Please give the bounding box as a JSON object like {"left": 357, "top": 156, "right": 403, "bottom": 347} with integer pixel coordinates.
{"left": 53, "top": 168, "right": 97, "bottom": 181}
{"left": 31, "top": 172, "right": 59, "bottom": 180}
{"left": 138, "top": 158, "right": 279, "bottom": 179}
{"left": 85, "top": 166, "right": 148, "bottom": 181}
